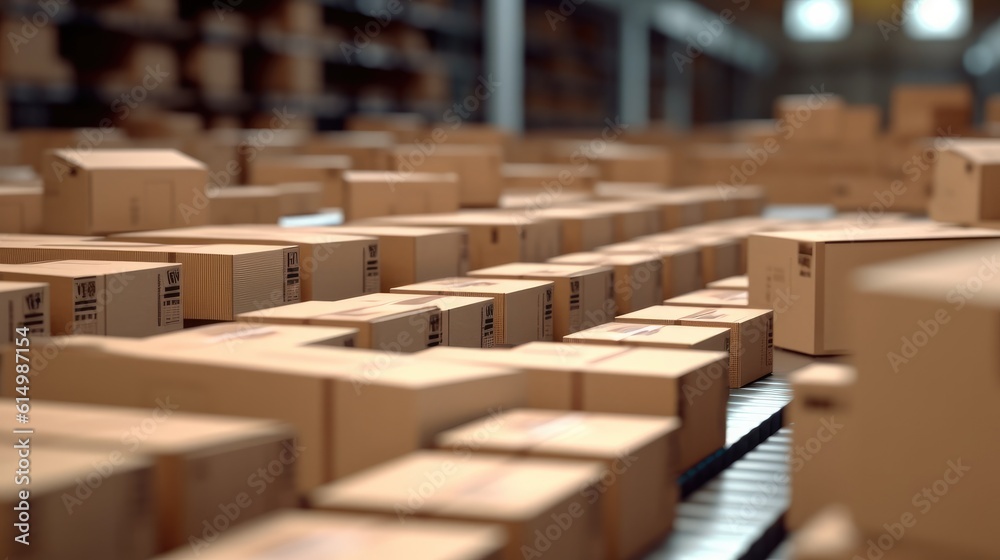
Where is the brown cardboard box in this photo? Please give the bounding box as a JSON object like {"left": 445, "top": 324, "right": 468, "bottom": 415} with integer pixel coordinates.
{"left": 260, "top": 53, "right": 321, "bottom": 94}
{"left": 617, "top": 306, "right": 774, "bottom": 388}
{"left": 597, "top": 241, "right": 703, "bottom": 299}
{"left": 142, "top": 321, "right": 358, "bottom": 350}
{"left": 846, "top": 243, "right": 1000, "bottom": 558}
{"left": 0, "top": 445, "right": 156, "bottom": 560}
{"left": 343, "top": 292, "right": 495, "bottom": 348}
{"left": 548, "top": 252, "right": 663, "bottom": 314}
{"left": 309, "top": 451, "right": 605, "bottom": 560}
{"left": 747, "top": 226, "right": 1000, "bottom": 355}
{"left": 577, "top": 347, "right": 730, "bottom": 471}
{"left": 608, "top": 192, "right": 704, "bottom": 231}
{"left": 299, "top": 225, "right": 466, "bottom": 291}
{"left": 594, "top": 181, "right": 665, "bottom": 198}
{"left": 0, "top": 21, "right": 73, "bottom": 84}
{"left": 530, "top": 208, "right": 615, "bottom": 253}
{"left": 774, "top": 94, "right": 845, "bottom": 141}
{"left": 890, "top": 84, "right": 972, "bottom": 138}
{"left": 594, "top": 146, "right": 672, "bottom": 185}
{"left": 7, "top": 338, "right": 522, "bottom": 489}
{"left": 100, "top": 41, "right": 179, "bottom": 92}
{"left": 186, "top": 44, "right": 242, "bottom": 95}
{"left": 563, "top": 322, "right": 730, "bottom": 353}
{"left": 362, "top": 212, "right": 561, "bottom": 270}
{"left": 0, "top": 242, "right": 299, "bottom": 321}
{"left": 236, "top": 299, "right": 443, "bottom": 352}
{"left": 151, "top": 511, "right": 506, "bottom": 560}
{"left": 207, "top": 186, "right": 284, "bottom": 224}
{"left": 670, "top": 234, "right": 744, "bottom": 280}
{"left": 391, "top": 277, "right": 554, "bottom": 346}
{"left": 929, "top": 143, "right": 1000, "bottom": 224}
{"left": 342, "top": 170, "right": 460, "bottom": 221}
{"left": 570, "top": 201, "right": 661, "bottom": 241}
{"left": 306, "top": 131, "right": 395, "bottom": 170}
{"left": 435, "top": 410, "right": 681, "bottom": 560}
{"left": 0, "top": 280, "right": 49, "bottom": 342}
{"left": 273, "top": 182, "right": 324, "bottom": 216}
{"left": 792, "top": 505, "right": 861, "bottom": 560}
{"left": 248, "top": 155, "right": 352, "bottom": 208}
{"left": 501, "top": 163, "right": 597, "bottom": 193}
{"left": 707, "top": 275, "right": 749, "bottom": 290}
{"left": 391, "top": 145, "right": 503, "bottom": 207}
{"left": 468, "top": 263, "right": 615, "bottom": 339}
{"left": 787, "top": 364, "right": 855, "bottom": 531}
{"left": 345, "top": 113, "right": 425, "bottom": 144}
{"left": 109, "top": 226, "right": 380, "bottom": 301}
{"left": 1, "top": 399, "right": 297, "bottom": 552}
{"left": 0, "top": 186, "right": 42, "bottom": 233}
{"left": 435, "top": 123, "right": 511, "bottom": 147}
{"left": 831, "top": 174, "right": 930, "bottom": 215}
{"left": 681, "top": 187, "right": 741, "bottom": 222}
{"left": 18, "top": 129, "right": 130, "bottom": 173}
{"left": 842, "top": 105, "right": 882, "bottom": 141}
{"left": 42, "top": 149, "right": 210, "bottom": 235}
{"left": 665, "top": 288, "right": 749, "bottom": 308}
{"left": 0, "top": 260, "right": 183, "bottom": 337}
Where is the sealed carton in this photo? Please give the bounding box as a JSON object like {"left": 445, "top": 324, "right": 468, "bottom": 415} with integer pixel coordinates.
{"left": 0, "top": 446, "right": 156, "bottom": 560}
{"left": 652, "top": 233, "right": 742, "bottom": 280}
{"left": 306, "top": 131, "right": 395, "bottom": 169}
{"left": 846, "top": 243, "right": 1000, "bottom": 558}
{"left": 236, "top": 299, "right": 442, "bottom": 352}
{"left": 342, "top": 170, "right": 460, "bottom": 221}
{"left": 0, "top": 260, "right": 183, "bottom": 337}
{"left": 706, "top": 275, "right": 749, "bottom": 290}
{"left": 548, "top": 252, "right": 663, "bottom": 314}
{"left": 501, "top": 162, "right": 598, "bottom": 193}
{"left": 929, "top": 143, "right": 1000, "bottom": 225}
{"left": 597, "top": 241, "right": 703, "bottom": 298}
{"left": 530, "top": 208, "right": 615, "bottom": 253}
{"left": 207, "top": 186, "right": 284, "bottom": 224}
{"left": 469, "top": 263, "right": 615, "bottom": 338}
{"left": 436, "top": 410, "right": 681, "bottom": 560}
{"left": 109, "top": 226, "right": 380, "bottom": 301}
{"left": 391, "top": 277, "right": 554, "bottom": 346}
{"left": 787, "top": 364, "right": 856, "bottom": 531}
{"left": 248, "top": 155, "right": 352, "bottom": 207}
{"left": 570, "top": 201, "right": 661, "bottom": 241}
{"left": 0, "top": 186, "right": 42, "bottom": 233}
{"left": 306, "top": 225, "right": 467, "bottom": 291}
{"left": 889, "top": 84, "right": 972, "bottom": 137}
{"left": 563, "top": 322, "right": 730, "bottom": 353}
{"left": 273, "top": 182, "right": 323, "bottom": 216}
{"left": 619, "top": 192, "right": 705, "bottom": 231}
{"left": 142, "top": 322, "right": 358, "bottom": 349}
{"left": 774, "top": 94, "right": 845, "bottom": 140}
{"left": 747, "top": 227, "right": 1000, "bottom": 355}
{"left": 343, "top": 292, "right": 495, "bottom": 348}
{"left": 151, "top": 511, "right": 506, "bottom": 560}
{"left": 617, "top": 305, "right": 774, "bottom": 387}
{"left": 391, "top": 144, "right": 503, "bottom": 207}
{"left": 665, "top": 288, "right": 749, "bottom": 308}
{"left": 360, "top": 212, "right": 561, "bottom": 270}
{"left": 0, "top": 399, "right": 297, "bottom": 551}
{"left": 345, "top": 113, "right": 425, "bottom": 143}
{"left": 0, "top": 280, "right": 49, "bottom": 342}
{"left": 309, "top": 451, "right": 605, "bottom": 560}
{"left": 593, "top": 145, "right": 672, "bottom": 184}
{"left": 41, "top": 149, "right": 210, "bottom": 234}
{"left": 792, "top": 505, "right": 861, "bottom": 560}
{"left": 186, "top": 44, "right": 242, "bottom": 95}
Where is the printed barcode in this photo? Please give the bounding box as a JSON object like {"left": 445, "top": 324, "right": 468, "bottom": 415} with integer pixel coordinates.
{"left": 482, "top": 304, "right": 495, "bottom": 348}
{"left": 364, "top": 244, "right": 380, "bottom": 293}
{"left": 426, "top": 312, "right": 443, "bottom": 347}
{"left": 765, "top": 317, "right": 774, "bottom": 366}
{"left": 284, "top": 249, "right": 302, "bottom": 303}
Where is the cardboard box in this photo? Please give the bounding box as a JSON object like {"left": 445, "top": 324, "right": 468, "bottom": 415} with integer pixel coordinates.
{"left": 774, "top": 94, "right": 845, "bottom": 141}
{"left": 7, "top": 338, "right": 524, "bottom": 488}
{"left": 207, "top": 186, "right": 284, "bottom": 224}
{"left": 570, "top": 201, "right": 661, "bottom": 241}
{"left": 1, "top": 399, "right": 297, "bottom": 552}
{"left": 0, "top": 445, "right": 156, "bottom": 560}
{"left": 273, "top": 182, "right": 324, "bottom": 216}
{"left": 665, "top": 288, "right": 749, "bottom": 308}
{"left": 846, "top": 243, "right": 1000, "bottom": 558}
{"left": 236, "top": 299, "right": 443, "bottom": 352}
{"left": 150, "top": 511, "right": 506, "bottom": 560}
{"left": 468, "top": 263, "right": 615, "bottom": 339}
{"left": 391, "top": 145, "right": 503, "bottom": 207}
{"left": 787, "top": 364, "right": 856, "bottom": 531}
{"left": 186, "top": 44, "right": 242, "bottom": 95}
{"left": 303, "top": 225, "right": 467, "bottom": 291}
{"left": 617, "top": 306, "right": 774, "bottom": 388}
{"left": 142, "top": 321, "right": 359, "bottom": 349}
{"left": 42, "top": 149, "right": 210, "bottom": 235}
{"left": 391, "top": 277, "right": 554, "bottom": 346}
{"left": 594, "top": 181, "right": 665, "bottom": 198}
{"left": 842, "top": 105, "right": 882, "bottom": 141}
{"left": 501, "top": 163, "right": 598, "bottom": 193}
{"left": 792, "top": 505, "right": 861, "bottom": 560}
{"left": 0, "top": 21, "right": 73, "bottom": 84}
{"left": 615, "top": 192, "right": 705, "bottom": 231}
{"left": 563, "top": 322, "right": 730, "bottom": 353}
{"left": 306, "top": 131, "right": 395, "bottom": 170}
{"left": 677, "top": 234, "right": 744, "bottom": 280}
{"left": 0, "top": 186, "right": 42, "bottom": 233}
{"left": 594, "top": 146, "right": 672, "bottom": 185}
{"left": 309, "top": 451, "right": 605, "bottom": 560}
{"left": 832, "top": 174, "right": 930, "bottom": 215}
{"left": 597, "top": 241, "right": 703, "bottom": 299}
{"left": 548, "top": 252, "right": 663, "bottom": 314}
{"left": 530, "top": 208, "right": 615, "bottom": 253}
{"left": 345, "top": 113, "right": 425, "bottom": 144}
{"left": 343, "top": 292, "right": 495, "bottom": 348}
{"left": 260, "top": 53, "right": 321, "bottom": 94}
{"left": 248, "top": 155, "right": 352, "bottom": 208}
{"left": 747, "top": 227, "right": 1000, "bottom": 355}
{"left": 707, "top": 275, "right": 749, "bottom": 290}
{"left": 435, "top": 410, "right": 681, "bottom": 560}
{"left": 0, "top": 242, "right": 300, "bottom": 321}
{"left": 0, "top": 260, "right": 182, "bottom": 337}
{"left": 890, "top": 84, "right": 972, "bottom": 138}
{"left": 0, "top": 280, "right": 49, "bottom": 342}
{"left": 929, "top": 143, "right": 1000, "bottom": 224}
{"left": 342, "top": 171, "right": 460, "bottom": 221}
{"left": 363, "top": 212, "right": 561, "bottom": 270}
{"left": 109, "top": 226, "right": 380, "bottom": 301}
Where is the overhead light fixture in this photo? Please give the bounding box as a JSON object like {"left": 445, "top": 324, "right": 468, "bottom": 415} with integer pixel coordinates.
{"left": 785, "top": 0, "right": 852, "bottom": 42}
{"left": 904, "top": 0, "right": 970, "bottom": 40}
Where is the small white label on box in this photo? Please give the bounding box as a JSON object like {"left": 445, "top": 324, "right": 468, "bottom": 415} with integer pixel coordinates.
{"left": 72, "top": 277, "right": 99, "bottom": 335}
